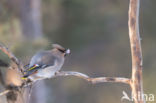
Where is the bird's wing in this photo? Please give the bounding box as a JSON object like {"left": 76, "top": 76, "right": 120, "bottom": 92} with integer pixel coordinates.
{"left": 22, "top": 51, "right": 57, "bottom": 78}
{"left": 22, "top": 65, "right": 40, "bottom": 78}
{"left": 29, "top": 51, "right": 56, "bottom": 67}
{"left": 23, "top": 64, "right": 49, "bottom": 78}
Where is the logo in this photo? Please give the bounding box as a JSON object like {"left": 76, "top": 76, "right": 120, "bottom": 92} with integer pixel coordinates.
{"left": 121, "top": 91, "right": 155, "bottom": 102}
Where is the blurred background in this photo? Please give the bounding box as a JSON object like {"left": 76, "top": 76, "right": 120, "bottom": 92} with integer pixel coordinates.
{"left": 0, "top": 0, "right": 155, "bottom": 103}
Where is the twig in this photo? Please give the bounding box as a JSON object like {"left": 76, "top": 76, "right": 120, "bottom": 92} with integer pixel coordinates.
{"left": 128, "top": 0, "right": 145, "bottom": 103}
{"left": 54, "top": 71, "right": 131, "bottom": 84}
{"left": 0, "top": 90, "right": 10, "bottom": 96}
{"left": 0, "top": 44, "right": 24, "bottom": 72}
{"left": 0, "top": 44, "right": 25, "bottom": 103}
{"left": 0, "top": 44, "right": 19, "bottom": 66}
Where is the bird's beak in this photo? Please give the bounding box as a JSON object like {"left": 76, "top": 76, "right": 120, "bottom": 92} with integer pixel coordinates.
{"left": 64, "top": 49, "right": 70, "bottom": 56}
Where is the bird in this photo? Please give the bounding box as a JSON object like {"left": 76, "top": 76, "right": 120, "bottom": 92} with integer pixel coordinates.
{"left": 22, "top": 44, "right": 70, "bottom": 82}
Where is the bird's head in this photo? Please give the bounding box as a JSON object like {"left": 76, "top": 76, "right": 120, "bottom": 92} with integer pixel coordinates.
{"left": 52, "top": 44, "right": 70, "bottom": 56}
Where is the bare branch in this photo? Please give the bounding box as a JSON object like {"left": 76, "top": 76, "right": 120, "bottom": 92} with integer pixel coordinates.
{"left": 54, "top": 71, "right": 131, "bottom": 85}
{"left": 128, "top": 0, "right": 145, "bottom": 103}
{"left": 0, "top": 70, "right": 130, "bottom": 97}
{"left": 89, "top": 77, "right": 130, "bottom": 84}
{"left": 0, "top": 44, "right": 24, "bottom": 72}
{"left": 0, "top": 44, "right": 19, "bottom": 66}
{"left": 0, "top": 44, "right": 25, "bottom": 103}
{"left": 0, "top": 90, "right": 10, "bottom": 96}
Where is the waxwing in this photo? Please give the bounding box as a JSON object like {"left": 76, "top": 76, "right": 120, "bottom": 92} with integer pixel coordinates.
{"left": 22, "top": 44, "right": 70, "bottom": 82}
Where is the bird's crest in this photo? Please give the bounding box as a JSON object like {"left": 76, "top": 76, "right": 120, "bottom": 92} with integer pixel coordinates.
{"left": 52, "top": 44, "right": 66, "bottom": 52}
{"left": 52, "top": 44, "right": 70, "bottom": 55}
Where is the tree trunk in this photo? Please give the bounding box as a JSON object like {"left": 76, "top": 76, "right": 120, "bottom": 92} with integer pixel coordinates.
{"left": 19, "top": 0, "right": 42, "bottom": 40}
